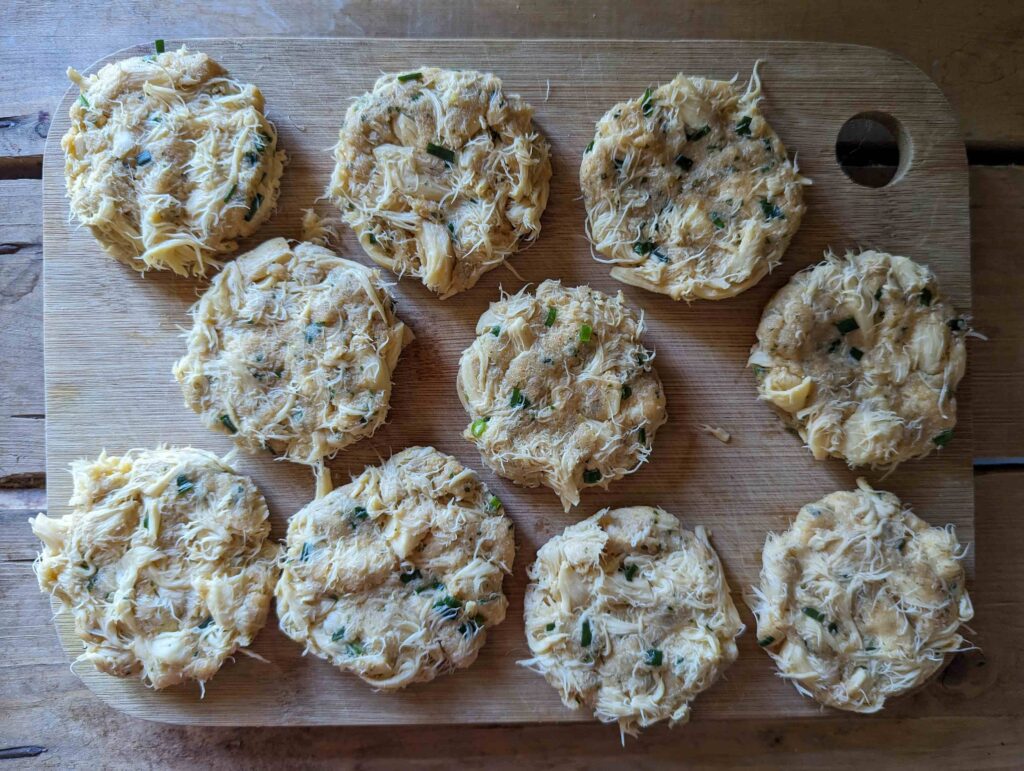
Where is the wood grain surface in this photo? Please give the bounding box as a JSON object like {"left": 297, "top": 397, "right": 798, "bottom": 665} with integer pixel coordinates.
{"left": 41, "top": 38, "right": 972, "bottom": 726}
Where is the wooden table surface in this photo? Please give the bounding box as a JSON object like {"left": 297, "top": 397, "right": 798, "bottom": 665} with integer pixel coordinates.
{"left": 1, "top": 1, "right": 1022, "bottom": 767}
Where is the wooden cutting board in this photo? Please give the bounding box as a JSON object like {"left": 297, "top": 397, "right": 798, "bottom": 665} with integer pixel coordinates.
{"left": 41, "top": 39, "right": 972, "bottom": 726}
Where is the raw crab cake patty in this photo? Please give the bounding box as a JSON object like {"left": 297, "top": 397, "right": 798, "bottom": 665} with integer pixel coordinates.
{"left": 457, "top": 280, "right": 667, "bottom": 512}
{"left": 748, "top": 249, "right": 969, "bottom": 468}
{"left": 173, "top": 238, "right": 413, "bottom": 466}
{"left": 29, "top": 447, "right": 280, "bottom": 690}
{"left": 62, "top": 46, "right": 285, "bottom": 276}
{"left": 275, "top": 446, "right": 515, "bottom": 689}
{"left": 521, "top": 507, "right": 743, "bottom": 737}
{"left": 747, "top": 480, "right": 973, "bottom": 712}
{"left": 328, "top": 67, "right": 552, "bottom": 298}
{"left": 580, "top": 69, "right": 806, "bottom": 300}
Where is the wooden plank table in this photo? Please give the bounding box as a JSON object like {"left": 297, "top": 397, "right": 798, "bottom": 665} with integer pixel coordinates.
{"left": 2, "top": 1, "right": 1022, "bottom": 766}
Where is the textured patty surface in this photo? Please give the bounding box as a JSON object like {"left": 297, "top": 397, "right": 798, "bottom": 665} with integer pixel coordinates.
{"left": 30, "top": 447, "right": 280, "bottom": 690}
{"left": 522, "top": 507, "right": 743, "bottom": 737}
{"left": 581, "top": 69, "right": 806, "bottom": 300}
{"left": 174, "top": 238, "right": 412, "bottom": 466}
{"left": 329, "top": 67, "right": 551, "bottom": 298}
{"left": 747, "top": 480, "right": 973, "bottom": 712}
{"left": 457, "top": 280, "right": 666, "bottom": 511}
{"left": 63, "top": 46, "right": 284, "bottom": 275}
{"left": 275, "top": 446, "right": 515, "bottom": 689}
{"left": 749, "top": 250, "right": 968, "bottom": 467}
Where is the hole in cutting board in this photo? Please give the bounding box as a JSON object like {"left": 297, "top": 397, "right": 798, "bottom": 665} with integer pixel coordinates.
{"left": 835, "top": 112, "right": 910, "bottom": 188}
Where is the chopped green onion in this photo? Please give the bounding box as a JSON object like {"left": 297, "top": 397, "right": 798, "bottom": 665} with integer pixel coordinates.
{"left": 458, "top": 615, "right": 484, "bottom": 637}
{"left": 686, "top": 125, "right": 710, "bottom": 141}
{"left": 399, "top": 569, "right": 422, "bottom": 584}
{"left": 220, "top": 414, "right": 238, "bottom": 433}
{"left": 244, "top": 193, "right": 263, "bottom": 222}
{"left": 757, "top": 635, "right": 776, "bottom": 646}
{"left": 580, "top": 619, "right": 592, "bottom": 647}
{"left": 675, "top": 154, "right": 693, "bottom": 171}
{"left": 546, "top": 622, "right": 556, "bottom": 632}
{"left": 579, "top": 324, "right": 593, "bottom": 343}
{"left": 933, "top": 429, "right": 954, "bottom": 447}
{"left": 835, "top": 317, "right": 859, "bottom": 335}
{"left": 223, "top": 183, "right": 237, "bottom": 203}
{"left": 471, "top": 417, "right": 489, "bottom": 437}
{"left": 735, "top": 116, "right": 752, "bottom": 136}
{"left": 759, "top": 198, "right": 784, "bottom": 220}
{"left": 198, "top": 616, "right": 214, "bottom": 630}
{"left": 410, "top": 91, "right": 422, "bottom": 101}
{"left": 850, "top": 347, "right": 864, "bottom": 361}
{"left": 644, "top": 648, "right": 664, "bottom": 667}
{"left": 176, "top": 474, "right": 194, "bottom": 496}
{"left": 544, "top": 307, "right": 557, "bottom": 327}
{"left": 752, "top": 364, "right": 767, "bottom": 378}
{"left": 331, "top": 627, "right": 347, "bottom": 642}
{"left": 640, "top": 87, "right": 654, "bottom": 116}
{"left": 300, "top": 542, "right": 313, "bottom": 562}
{"left": 802, "top": 607, "right": 826, "bottom": 623}
{"left": 426, "top": 142, "right": 455, "bottom": 164}
{"left": 397, "top": 71, "right": 422, "bottom": 82}
{"left": 367, "top": 232, "right": 378, "bottom": 245}
{"left": 486, "top": 494, "right": 502, "bottom": 512}
{"left": 621, "top": 563, "right": 638, "bottom": 581}
{"left": 346, "top": 641, "right": 365, "bottom": 656}
{"left": 633, "top": 241, "right": 656, "bottom": 256}
{"left": 155, "top": 39, "right": 165, "bottom": 54}
{"left": 350, "top": 506, "right": 369, "bottom": 521}
{"left": 490, "top": 325, "right": 500, "bottom": 337}
{"left": 304, "top": 322, "right": 325, "bottom": 343}
{"left": 710, "top": 212, "right": 726, "bottom": 229}
{"left": 582, "top": 469, "right": 601, "bottom": 484}
{"left": 621, "top": 384, "right": 632, "bottom": 400}
{"left": 78, "top": 93, "right": 90, "bottom": 108}
{"left": 135, "top": 150, "right": 152, "bottom": 166}
{"left": 433, "top": 595, "right": 462, "bottom": 620}
{"left": 585, "top": 139, "right": 595, "bottom": 153}
{"left": 510, "top": 386, "right": 529, "bottom": 408}
{"left": 920, "top": 288, "right": 933, "bottom": 306}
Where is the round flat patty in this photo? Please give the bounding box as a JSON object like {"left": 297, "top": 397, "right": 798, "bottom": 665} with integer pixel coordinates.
{"left": 581, "top": 69, "right": 806, "bottom": 300}
{"left": 521, "top": 506, "right": 743, "bottom": 737}
{"left": 174, "top": 238, "right": 413, "bottom": 466}
{"left": 747, "top": 480, "right": 973, "bottom": 712}
{"left": 275, "top": 446, "right": 515, "bottom": 689}
{"left": 457, "top": 280, "right": 666, "bottom": 511}
{"left": 329, "top": 67, "right": 551, "bottom": 298}
{"left": 748, "top": 249, "right": 969, "bottom": 468}
{"left": 30, "top": 446, "right": 280, "bottom": 690}
{"left": 63, "top": 46, "right": 284, "bottom": 276}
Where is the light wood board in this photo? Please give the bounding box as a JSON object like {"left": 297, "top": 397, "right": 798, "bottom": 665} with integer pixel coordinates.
{"left": 42, "top": 39, "right": 972, "bottom": 726}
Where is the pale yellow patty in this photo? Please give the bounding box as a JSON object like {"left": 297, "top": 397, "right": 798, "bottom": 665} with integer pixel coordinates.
{"left": 457, "top": 280, "right": 667, "bottom": 512}
{"left": 275, "top": 447, "right": 514, "bottom": 689}
{"left": 328, "top": 67, "right": 551, "bottom": 298}
{"left": 747, "top": 480, "right": 973, "bottom": 713}
{"left": 748, "top": 250, "right": 969, "bottom": 468}
{"left": 30, "top": 447, "right": 280, "bottom": 690}
{"left": 173, "top": 238, "right": 413, "bottom": 466}
{"left": 62, "top": 46, "right": 285, "bottom": 276}
{"left": 581, "top": 69, "right": 806, "bottom": 300}
{"left": 521, "top": 507, "right": 743, "bottom": 738}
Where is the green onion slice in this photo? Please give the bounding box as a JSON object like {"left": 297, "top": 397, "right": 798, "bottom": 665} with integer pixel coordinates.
{"left": 579, "top": 324, "right": 593, "bottom": 343}
{"left": 426, "top": 142, "right": 455, "bottom": 164}
{"left": 470, "top": 417, "right": 489, "bottom": 437}
{"left": 397, "top": 71, "right": 422, "bottom": 82}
